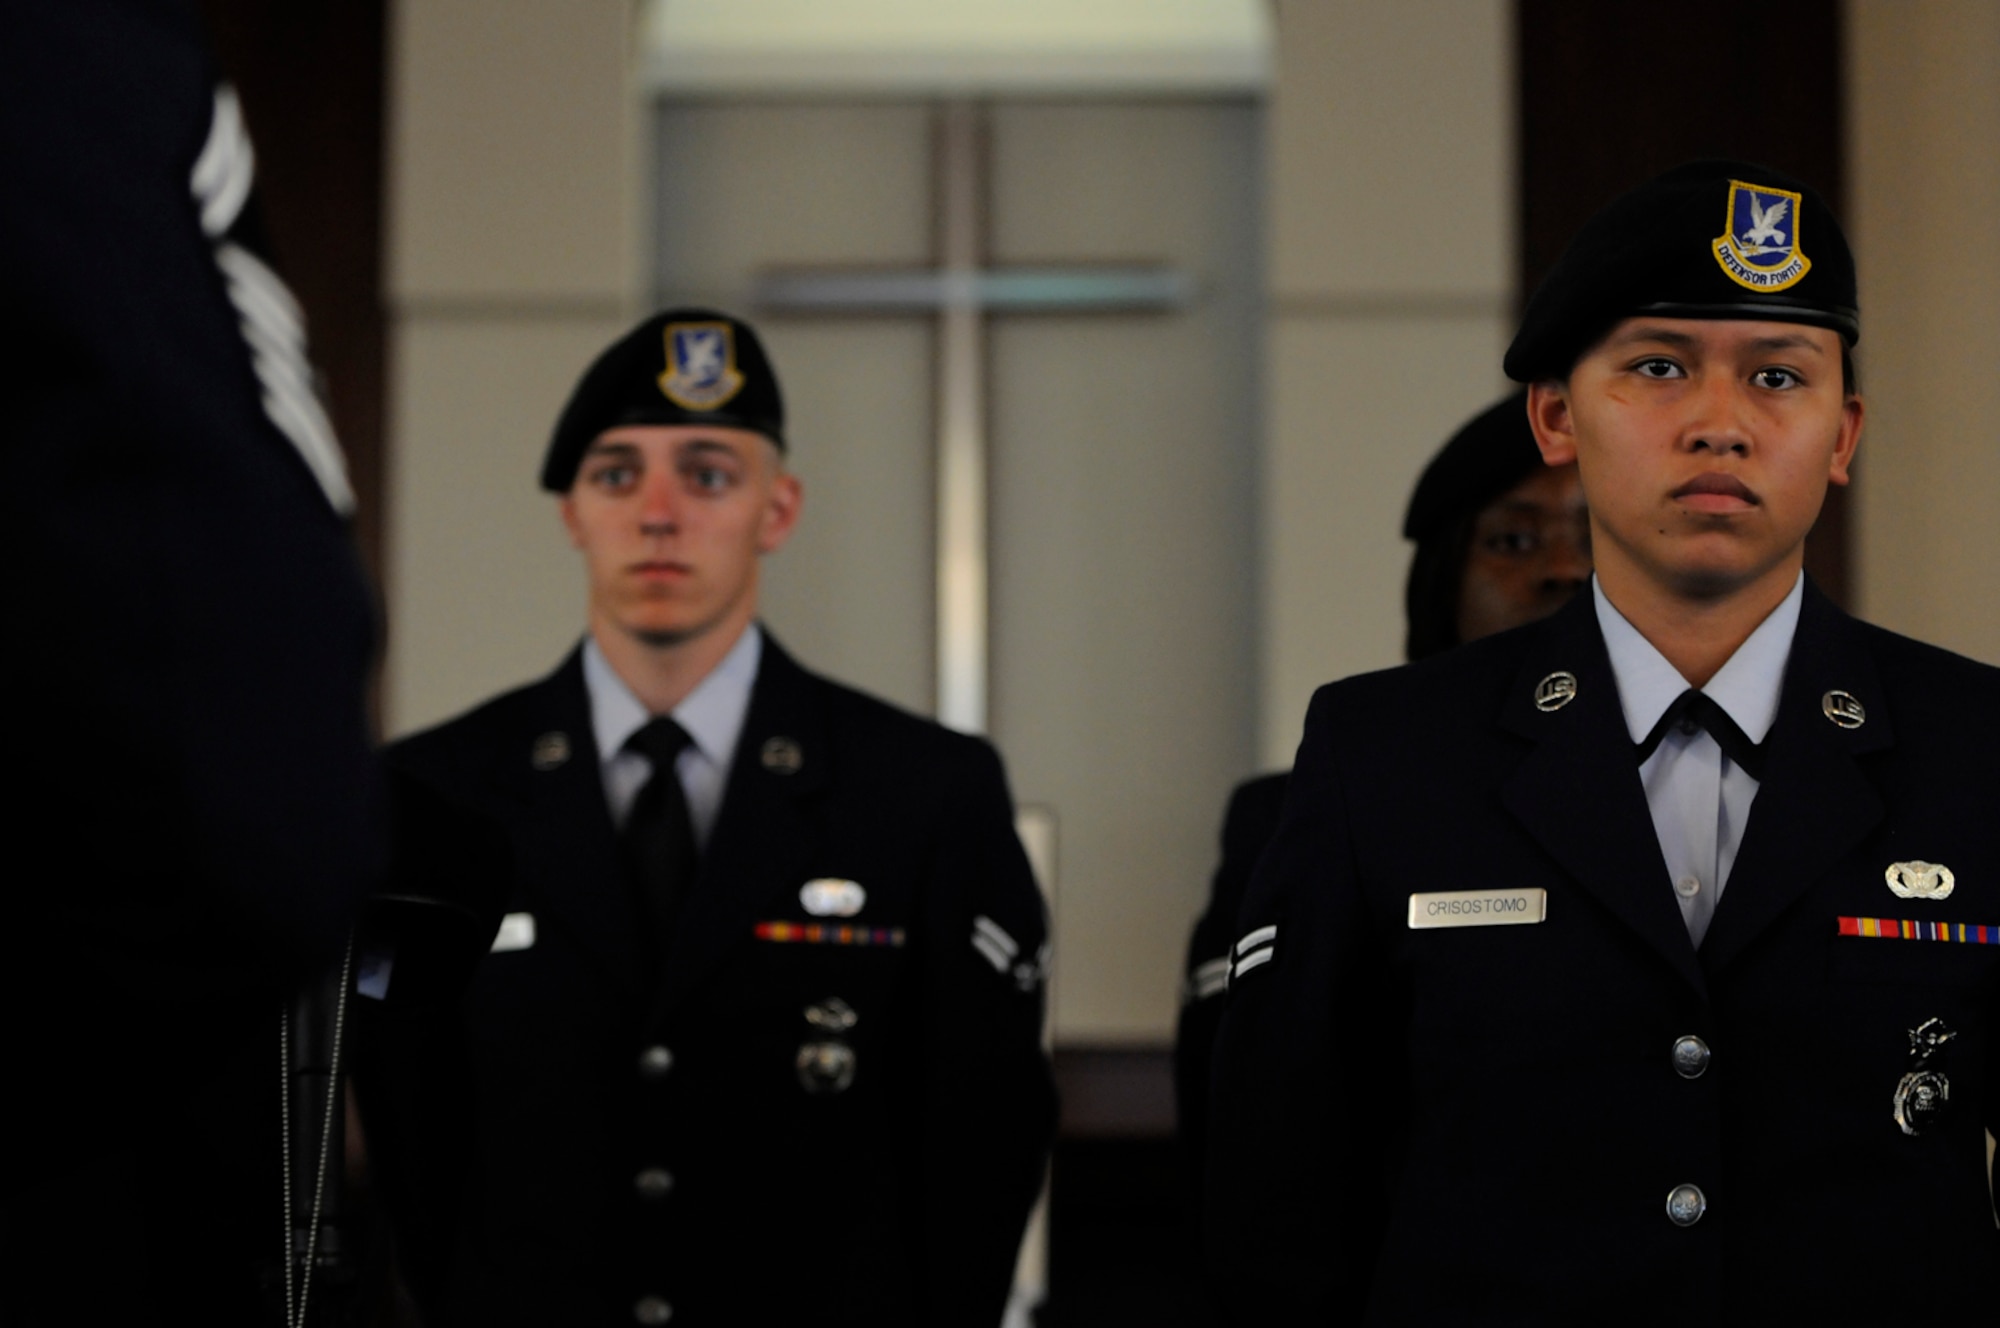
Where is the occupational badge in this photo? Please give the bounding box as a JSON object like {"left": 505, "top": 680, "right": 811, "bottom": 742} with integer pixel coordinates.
{"left": 530, "top": 730, "right": 571, "bottom": 770}
{"left": 799, "top": 878, "right": 866, "bottom": 918}
{"left": 761, "top": 735, "right": 804, "bottom": 774}
{"left": 1885, "top": 860, "right": 1955, "bottom": 901}
{"left": 1712, "top": 179, "right": 1811, "bottom": 293}
{"left": 1892, "top": 1017, "right": 1955, "bottom": 1137}
{"left": 1821, "top": 689, "right": 1866, "bottom": 729}
{"left": 1533, "top": 671, "right": 1578, "bottom": 713}
{"left": 657, "top": 321, "right": 746, "bottom": 411}
{"left": 797, "top": 997, "right": 859, "bottom": 1095}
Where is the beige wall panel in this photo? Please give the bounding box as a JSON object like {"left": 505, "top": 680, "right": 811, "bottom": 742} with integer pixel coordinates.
{"left": 1849, "top": 0, "right": 2000, "bottom": 665}
{"left": 751, "top": 320, "right": 936, "bottom": 717}
{"left": 390, "top": 0, "right": 637, "bottom": 303}
{"left": 1260, "top": 314, "right": 1511, "bottom": 767}
{"left": 1268, "top": 0, "right": 1513, "bottom": 301}
{"left": 653, "top": 103, "right": 932, "bottom": 296}
{"left": 988, "top": 103, "right": 1260, "bottom": 1043}
{"left": 384, "top": 316, "right": 631, "bottom": 737}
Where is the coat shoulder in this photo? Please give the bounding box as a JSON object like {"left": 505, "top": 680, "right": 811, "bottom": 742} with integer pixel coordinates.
{"left": 1849, "top": 618, "right": 2000, "bottom": 738}
{"left": 386, "top": 666, "right": 574, "bottom": 795}
{"left": 799, "top": 668, "right": 1006, "bottom": 780}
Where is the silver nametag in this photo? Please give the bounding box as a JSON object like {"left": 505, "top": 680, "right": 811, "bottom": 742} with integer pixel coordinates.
{"left": 1408, "top": 889, "right": 1547, "bottom": 929}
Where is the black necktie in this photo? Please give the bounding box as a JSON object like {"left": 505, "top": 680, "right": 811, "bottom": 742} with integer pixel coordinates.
{"left": 1635, "top": 689, "right": 1766, "bottom": 780}
{"left": 621, "top": 717, "right": 699, "bottom": 962}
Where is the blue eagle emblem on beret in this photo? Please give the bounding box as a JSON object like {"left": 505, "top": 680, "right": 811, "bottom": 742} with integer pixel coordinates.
{"left": 657, "top": 321, "right": 746, "bottom": 411}
{"left": 1712, "top": 179, "right": 1811, "bottom": 292}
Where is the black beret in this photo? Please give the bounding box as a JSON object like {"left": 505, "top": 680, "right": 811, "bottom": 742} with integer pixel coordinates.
{"left": 1505, "top": 160, "right": 1857, "bottom": 383}
{"left": 540, "top": 308, "right": 785, "bottom": 491}
{"left": 1401, "top": 391, "right": 1544, "bottom": 543}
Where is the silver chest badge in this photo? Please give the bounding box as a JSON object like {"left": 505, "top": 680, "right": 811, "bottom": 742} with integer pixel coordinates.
{"left": 797, "top": 997, "right": 858, "bottom": 1095}
{"left": 799, "top": 878, "right": 866, "bottom": 917}
{"left": 1885, "top": 860, "right": 1954, "bottom": 901}
{"left": 1893, "top": 1017, "right": 1955, "bottom": 1137}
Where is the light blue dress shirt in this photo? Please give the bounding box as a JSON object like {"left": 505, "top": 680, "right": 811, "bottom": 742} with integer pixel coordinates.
{"left": 1594, "top": 573, "right": 1803, "bottom": 946}
{"left": 582, "top": 624, "right": 762, "bottom": 848}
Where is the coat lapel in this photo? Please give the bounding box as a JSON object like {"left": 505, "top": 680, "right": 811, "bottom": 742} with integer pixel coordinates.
{"left": 1698, "top": 583, "right": 1892, "bottom": 973}
{"left": 1499, "top": 594, "right": 1709, "bottom": 998}
{"left": 496, "top": 648, "right": 644, "bottom": 996}
{"left": 653, "top": 633, "right": 829, "bottom": 1016}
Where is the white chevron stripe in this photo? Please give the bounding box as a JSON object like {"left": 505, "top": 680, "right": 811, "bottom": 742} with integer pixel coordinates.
{"left": 191, "top": 86, "right": 254, "bottom": 239}
{"left": 971, "top": 932, "right": 1012, "bottom": 974}
{"left": 1231, "top": 945, "right": 1274, "bottom": 980}
{"left": 1233, "top": 924, "right": 1276, "bottom": 959}
{"left": 973, "top": 914, "right": 1019, "bottom": 958}
{"left": 213, "top": 241, "right": 354, "bottom": 515}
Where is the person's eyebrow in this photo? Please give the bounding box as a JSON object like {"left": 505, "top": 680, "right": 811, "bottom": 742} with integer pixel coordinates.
{"left": 581, "top": 441, "right": 641, "bottom": 460}
{"left": 1606, "top": 325, "right": 1699, "bottom": 350}
{"left": 677, "top": 439, "right": 742, "bottom": 458}
{"left": 1742, "top": 333, "right": 1827, "bottom": 355}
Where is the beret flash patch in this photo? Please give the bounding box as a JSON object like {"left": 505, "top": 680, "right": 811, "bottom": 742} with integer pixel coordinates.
{"left": 657, "top": 321, "right": 746, "bottom": 411}
{"left": 1712, "top": 179, "right": 1811, "bottom": 293}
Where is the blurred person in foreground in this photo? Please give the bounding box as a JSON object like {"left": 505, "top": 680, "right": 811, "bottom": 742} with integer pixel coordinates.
{"left": 1175, "top": 391, "right": 1589, "bottom": 1202}
{"left": 0, "top": 1, "right": 381, "bottom": 1321}
{"left": 1209, "top": 160, "right": 1998, "bottom": 1322}
{"left": 355, "top": 310, "right": 1054, "bottom": 1327}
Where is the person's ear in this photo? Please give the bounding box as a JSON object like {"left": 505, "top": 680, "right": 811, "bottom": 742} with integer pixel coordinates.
{"left": 557, "top": 493, "right": 587, "bottom": 550}
{"left": 1526, "top": 381, "right": 1578, "bottom": 467}
{"left": 1827, "top": 392, "right": 1863, "bottom": 487}
{"left": 757, "top": 468, "right": 804, "bottom": 555}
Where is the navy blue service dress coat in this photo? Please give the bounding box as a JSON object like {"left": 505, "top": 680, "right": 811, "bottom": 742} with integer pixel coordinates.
{"left": 356, "top": 634, "right": 1055, "bottom": 1327}
{"left": 2, "top": 2, "right": 380, "bottom": 1319}
{"left": 1210, "top": 583, "right": 1998, "bottom": 1323}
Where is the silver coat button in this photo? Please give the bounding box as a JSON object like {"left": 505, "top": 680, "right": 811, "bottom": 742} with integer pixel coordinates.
{"left": 634, "top": 1167, "right": 674, "bottom": 1200}
{"left": 638, "top": 1045, "right": 673, "bottom": 1080}
{"left": 1671, "top": 1035, "right": 1711, "bottom": 1079}
{"left": 633, "top": 1295, "right": 672, "bottom": 1324}
{"left": 1674, "top": 875, "right": 1701, "bottom": 899}
{"left": 1665, "top": 1183, "right": 1707, "bottom": 1227}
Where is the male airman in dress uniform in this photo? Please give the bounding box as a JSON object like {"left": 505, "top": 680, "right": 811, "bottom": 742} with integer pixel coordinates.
{"left": 356, "top": 311, "right": 1055, "bottom": 1327}
{"left": 1209, "top": 161, "right": 1999, "bottom": 1322}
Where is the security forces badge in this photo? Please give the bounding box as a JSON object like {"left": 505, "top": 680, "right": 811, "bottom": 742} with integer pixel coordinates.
{"left": 1713, "top": 178, "right": 1811, "bottom": 292}
{"left": 657, "top": 320, "right": 746, "bottom": 411}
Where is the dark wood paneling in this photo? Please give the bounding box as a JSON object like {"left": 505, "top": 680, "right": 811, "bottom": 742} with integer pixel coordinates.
{"left": 200, "top": 0, "right": 387, "bottom": 586}
{"left": 1517, "top": 0, "right": 1850, "bottom": 603}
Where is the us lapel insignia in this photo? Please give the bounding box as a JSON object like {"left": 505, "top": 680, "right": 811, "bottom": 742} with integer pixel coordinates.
{"left": 761, "top": 735, "right": 804, "bottom": 774}
{"left": 1534, "top": 671, "right": 1579, "bottom": 713}
{"left": 530, "top": 731, "right": 571, "bottom": 770}
{"left": 1885, "top": 860, "right": 1955, "bottom": 901}
{"left": 800, "top": 877, "right": 866, "bottom": 917}
{"left": 1821, "top": 690, "right": 1866, "bottom": 729}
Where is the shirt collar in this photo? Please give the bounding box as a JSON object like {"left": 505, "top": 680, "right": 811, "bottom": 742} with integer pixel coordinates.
{"left": 582, "top": 623, "right": 763, "bottom": 766}
{"left": 1593, "top": 572, "right": 1803, "bottom": 745}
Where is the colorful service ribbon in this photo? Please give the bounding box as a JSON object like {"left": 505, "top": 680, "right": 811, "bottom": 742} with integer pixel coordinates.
{"left": 754, "top": 921, "right": 907, "bottom": 948}
{"left": 1838, "top": 916, "right": 1999, "bottom": 945}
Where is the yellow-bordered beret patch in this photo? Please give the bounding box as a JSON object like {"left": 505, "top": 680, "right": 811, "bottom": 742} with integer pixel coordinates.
{"left": 657, "top": 320, "right": 746, "bottom": 411}
{"left": 1712, "top": 179, "right": 1812, "bottom": 293}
